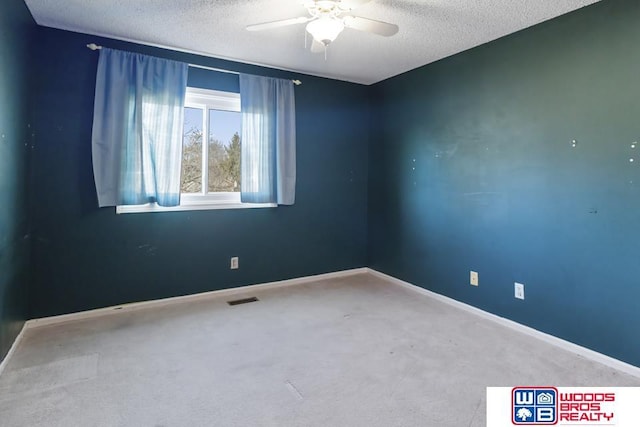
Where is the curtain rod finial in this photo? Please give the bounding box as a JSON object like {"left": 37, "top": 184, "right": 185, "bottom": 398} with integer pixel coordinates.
{"left": 87, "top": 43, "right": 102, "bottom": 51}
{"left": 292, "top": 80, "right": 302, "bottom": 86}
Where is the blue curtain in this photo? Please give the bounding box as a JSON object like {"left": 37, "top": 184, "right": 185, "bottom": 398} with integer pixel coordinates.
{"left": 92, "top": 48, "right": 188, "bottom": 207}
{"left": 239, "top": 74, "right": 296, "bottom": 205}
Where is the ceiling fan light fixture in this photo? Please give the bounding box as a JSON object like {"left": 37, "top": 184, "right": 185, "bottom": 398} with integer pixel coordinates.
{"left": 306, "top": 17, "right": 344, "bottom": 45}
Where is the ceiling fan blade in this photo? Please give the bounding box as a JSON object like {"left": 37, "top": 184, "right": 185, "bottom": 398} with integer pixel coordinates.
{"left": 343, "top": 16, "right": 399, "bottom": 37}
{"left": 310, "top": 39, "right": 325, "bottom": 53}
{"left": 246, "top": 16, "right": 311, "bottom": 32}
{"left": 338, "top": 0, "right": 372, "bottom": 11}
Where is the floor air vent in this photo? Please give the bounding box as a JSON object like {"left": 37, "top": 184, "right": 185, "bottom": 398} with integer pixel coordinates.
{"left": 227, "top": 297, "right": 259, "bottom": 306}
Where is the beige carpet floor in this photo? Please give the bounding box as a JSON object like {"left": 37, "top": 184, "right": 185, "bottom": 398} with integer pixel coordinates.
{"left": 1, "top": 272, "right": 638, "bottom": 426}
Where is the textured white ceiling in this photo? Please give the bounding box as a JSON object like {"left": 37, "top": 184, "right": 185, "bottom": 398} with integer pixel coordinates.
{"left": 23, "top": 0, "right": 600, "bottom": 85}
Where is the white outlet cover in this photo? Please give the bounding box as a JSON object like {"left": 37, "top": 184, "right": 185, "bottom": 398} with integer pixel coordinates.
{"left": 470, "top": 271, "right": 479, "bottom": 286}
{"left": 515, "top": 282, "right": 525, "bottom": 300}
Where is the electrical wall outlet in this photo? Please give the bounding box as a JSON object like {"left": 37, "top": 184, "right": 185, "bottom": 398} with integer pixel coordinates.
{"left": 515, "top": 282, "right": 525, "bottom": 300}
{"left": 470, "top": 271, "right": 479, "bottom": 286}
{"left": 230, "top": 257, "right": 239, "bottom": 270}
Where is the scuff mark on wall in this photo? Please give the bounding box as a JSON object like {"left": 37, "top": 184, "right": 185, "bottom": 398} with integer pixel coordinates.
{"left": 137, "top": 244, "right": 157, "bottom": 256}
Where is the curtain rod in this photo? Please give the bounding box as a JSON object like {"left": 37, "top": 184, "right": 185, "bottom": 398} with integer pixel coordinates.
{"left": 86, "top": 43, "right": 302, "bottom": 86}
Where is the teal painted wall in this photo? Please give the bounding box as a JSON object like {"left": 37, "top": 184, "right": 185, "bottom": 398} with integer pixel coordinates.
{"left": 368, "top": 0, "right": 640, "bottom": 366}
{"left": 0, "top": 0, "right": 35, "bottom": 361}
{"left": 29, "top": 28, "right": 369, "bottom": 317}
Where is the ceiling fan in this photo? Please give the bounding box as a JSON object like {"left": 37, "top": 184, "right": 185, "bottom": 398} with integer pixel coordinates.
{"left": 246, "top": 0, "right": 399, "bottom": 54}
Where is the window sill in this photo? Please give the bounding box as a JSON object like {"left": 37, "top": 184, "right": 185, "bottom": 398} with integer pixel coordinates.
{"left": 116, "top": 201, "right": 276, "bottom": 214}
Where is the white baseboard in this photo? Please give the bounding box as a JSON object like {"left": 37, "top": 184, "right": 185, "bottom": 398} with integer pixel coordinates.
{"left": 0, "top": 322, "right": 27, "bottom": 377}
{"left": 26, "top": 268, "right": 369, "bottom": 329}
{"left": 366, "top": 268, "right": 640, "bottom": 379}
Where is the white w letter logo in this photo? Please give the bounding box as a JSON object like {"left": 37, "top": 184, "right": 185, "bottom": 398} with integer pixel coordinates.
{"left": 515, "top": 391, "right": 534, "bottom": 405}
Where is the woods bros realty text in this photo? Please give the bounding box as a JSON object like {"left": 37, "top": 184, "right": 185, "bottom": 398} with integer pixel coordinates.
{"left": 556, "top": 391, "right": 614, "bottom": 422}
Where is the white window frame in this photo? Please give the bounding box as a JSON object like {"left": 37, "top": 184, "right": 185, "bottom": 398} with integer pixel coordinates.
{"left": 117, "top": 87, "right": 275, "bottom": 214}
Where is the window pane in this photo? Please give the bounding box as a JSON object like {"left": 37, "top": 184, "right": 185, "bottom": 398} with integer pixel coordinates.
{"left": 208, "top": 109, "right": 241, "bottom": 193}
{"left": 181, "top": 107, "right": 203, "bottom": 193}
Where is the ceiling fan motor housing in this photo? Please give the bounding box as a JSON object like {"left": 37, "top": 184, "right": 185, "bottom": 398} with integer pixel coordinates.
{"left": 305, "top": 1, "right": 343, "bottom": 19}
{"left": 247, "top": 0, "right": 396, "bottom": 52}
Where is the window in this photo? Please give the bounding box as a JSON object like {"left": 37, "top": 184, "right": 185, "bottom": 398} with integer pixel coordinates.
{"left": 181, "top": 88, "right": 241, "bottom": 201}
{"left": 117, "top": 87, "right": 275, "bottom": 213}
